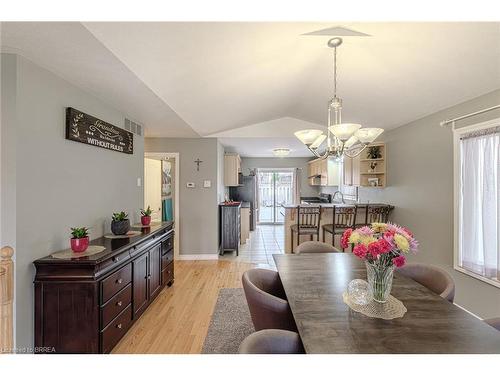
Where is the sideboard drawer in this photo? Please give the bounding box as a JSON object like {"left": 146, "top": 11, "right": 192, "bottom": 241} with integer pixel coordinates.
{"left": 101, "top": 304, "right": 132, "bottom": 353}
{"left": 161, "top": 250, "right": 174, "bottom": 269}
{"left": 162, "top": 235, "right": 173, "bottom": 254}
{"left": 162, "top": 262, "right": 174, "bottom": 286}
{"left": 101, "top": 263, "right": 132, "bottom": 303}
{"left": 101, "top": 283, "right": 132, "bottom": 328}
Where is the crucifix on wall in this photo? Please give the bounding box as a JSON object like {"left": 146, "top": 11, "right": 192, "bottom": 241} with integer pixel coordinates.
{"left": 194, "top": 158, "right": 203, "bottom": 171}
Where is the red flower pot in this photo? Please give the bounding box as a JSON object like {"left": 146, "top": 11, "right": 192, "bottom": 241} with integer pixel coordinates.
{"left": 71, "top": 237, "right": 89, "bottom": 253}
{"left": 141, "top": 216, "right": 151, "bottom": 226}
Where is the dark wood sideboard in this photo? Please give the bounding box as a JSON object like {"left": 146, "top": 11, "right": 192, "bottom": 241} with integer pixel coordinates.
{"left": 33, "top": 222, "right": 174, "bottom": 353}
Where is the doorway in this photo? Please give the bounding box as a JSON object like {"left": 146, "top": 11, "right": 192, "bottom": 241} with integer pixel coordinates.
{"left": 257, "top": 169, "right": 294, "bottom": 224}
{"left": 144, "top": 152, "right": 180, "bottom": 258}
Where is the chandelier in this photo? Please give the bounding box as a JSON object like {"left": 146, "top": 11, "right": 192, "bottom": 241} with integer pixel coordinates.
{"left": 294, "top": 37, "right": 383, "bottom": 160}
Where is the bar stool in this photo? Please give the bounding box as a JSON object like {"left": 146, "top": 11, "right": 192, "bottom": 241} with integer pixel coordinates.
{"left": 290, "top": 205, "right": 321, "bottom": 253}
{"left": 366, "top": 204, "right": 392, "bottom": 223}
{"left": 322, "top": 205, "right": 357, "bottom": 250}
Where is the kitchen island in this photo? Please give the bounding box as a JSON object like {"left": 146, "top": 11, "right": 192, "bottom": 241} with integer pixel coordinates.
{"left": 283, "top": 203, "right": 394, "bottom": 253}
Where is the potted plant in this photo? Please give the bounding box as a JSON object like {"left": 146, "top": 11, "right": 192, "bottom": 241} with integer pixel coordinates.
{"left": 341, "top": 222, "right": 419, "bottom": 303}
{"left": 367, "top": 146, "right": 382, "bottom": 159}
{"left": 111, "top": 211, "right": 130, "bottom": 235}
{"left": 140, "top": 206, "right": 153, "bottom": 226}
{"left": 70, "top": 227, "right": 90, "bottom": 253}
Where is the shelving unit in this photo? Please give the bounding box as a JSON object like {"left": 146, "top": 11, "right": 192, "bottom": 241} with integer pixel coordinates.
{"left": 358, "top": 142, "right": 386, "bottom": 187}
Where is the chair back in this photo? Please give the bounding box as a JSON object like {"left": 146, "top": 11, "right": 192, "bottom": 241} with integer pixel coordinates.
{"left": 366, "top": 204, "right": 392, "bottom": 224}
{"left": 333, "top": 205, "right": 357, "bottom": 230}
{"left": 295, "top": 241, "right": 339, "bottom": 254}
{"left": 242, "top": 269, "right": 297, "bottom": 332}
{"left": 397, "top": 263, "right": 455, "bottom": 303}
{"left": 297, "top": 205, "right": 321, "bottom": 230}
{"left": 239, "top": 329, "right": 305, "bottom": 354}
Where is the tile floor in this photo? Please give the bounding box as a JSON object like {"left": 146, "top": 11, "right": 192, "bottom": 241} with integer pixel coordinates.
{"left": 218, "top": 224, "right": 284, "bottom": 267}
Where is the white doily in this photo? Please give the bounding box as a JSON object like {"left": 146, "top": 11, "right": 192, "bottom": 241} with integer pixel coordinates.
{"left": 343, "top": 292, "right": 407, "bottom": 320}
{"left": 51, "top": 245, "right": 106, "bottom": 259}
{"left": 104, "top": 231, "right": 142, "bottom": 239}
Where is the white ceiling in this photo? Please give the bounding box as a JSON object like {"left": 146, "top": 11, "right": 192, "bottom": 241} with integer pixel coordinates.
{"left": 2, "top": 22, "right": 500, "bottom": 157}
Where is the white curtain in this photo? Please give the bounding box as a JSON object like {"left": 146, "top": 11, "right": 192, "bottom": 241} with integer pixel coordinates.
{"left": 459, "top": 128, "right": 500, "bottom": 279}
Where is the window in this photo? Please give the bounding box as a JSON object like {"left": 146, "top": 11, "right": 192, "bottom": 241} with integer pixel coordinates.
{"left": 454, "top": 118, "right": 500, "bottom": 287}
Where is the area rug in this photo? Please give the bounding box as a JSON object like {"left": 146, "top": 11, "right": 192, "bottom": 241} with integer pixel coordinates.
{"left": 201, "top": 288, "right": 255, "bottom": 354}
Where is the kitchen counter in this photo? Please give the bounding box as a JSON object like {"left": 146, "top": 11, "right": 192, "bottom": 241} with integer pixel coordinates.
{"left": 284, "top": 202, "right": 393, "bottom": 208}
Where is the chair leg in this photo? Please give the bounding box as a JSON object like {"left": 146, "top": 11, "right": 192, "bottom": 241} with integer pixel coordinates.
{"left": 310, "top": 234, "right": 313, "bottom": 241}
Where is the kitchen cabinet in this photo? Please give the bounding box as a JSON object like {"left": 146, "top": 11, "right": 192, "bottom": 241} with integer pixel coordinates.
{"left": 224, "top": 153, "right": 241, "bottom": 186}
{"left": 219, "top": 203, "right": 241, "bottom": 255}
{"left": 240, "top": 206, "right": 250, "bottom": 244}
{"left": 308, "top": 158, "right": 341, "bottom": 186}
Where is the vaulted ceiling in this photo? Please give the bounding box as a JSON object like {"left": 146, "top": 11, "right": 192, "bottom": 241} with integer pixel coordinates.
{"left": 2, "top": 22, "right": 500, "bottom": 156}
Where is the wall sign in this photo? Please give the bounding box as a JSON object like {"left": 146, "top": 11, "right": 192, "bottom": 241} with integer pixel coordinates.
{"left": 65, "top": 107, "right": 133, "bottom": 154}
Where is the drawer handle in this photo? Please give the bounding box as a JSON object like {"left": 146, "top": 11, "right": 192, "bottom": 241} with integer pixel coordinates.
{"left": 147, "top": 275, "right": 151, "bottom": 279}
{"left": 116, "top": 278, "right": 123, "bottom": 284}
{"left": 117, "top": 323, "right": 122, "bottom": 329}
{"left": 112, "top": 257, "right": 118, "bottom": 262}
{"left": 116, "top": 301, "right": 123, "bottom": 307}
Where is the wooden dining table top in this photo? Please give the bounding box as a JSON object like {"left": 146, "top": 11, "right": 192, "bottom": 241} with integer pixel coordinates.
{"left": 273, "top": 253, "right": 500, "bottom": 354}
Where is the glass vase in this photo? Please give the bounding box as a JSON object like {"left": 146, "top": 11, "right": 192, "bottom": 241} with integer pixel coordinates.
{"left": 365, "top": 261, "right": 395, "bottom": 303}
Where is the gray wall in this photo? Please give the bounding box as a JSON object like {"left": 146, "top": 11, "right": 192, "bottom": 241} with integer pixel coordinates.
{"left": 360, "top": 89, "right": 500, "bottom": 318}
{"left": 240, "top": 157, "right": 319, "bottom": 197}
{"left": 216, "top": 140, "right": 227, "bottom": 203}
{"left": 145, "top": 138, "right": 219, "bottom": 255}
{"left": 1, "top": 54, "right": 144, "bottom": 350}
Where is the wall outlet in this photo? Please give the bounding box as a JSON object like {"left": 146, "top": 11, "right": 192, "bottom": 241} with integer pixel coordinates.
{"left": 203, "top": 180, "right": 211, "bottom": 188}
{"left": 186, "top": 182, "right": 195, "bottom": 188}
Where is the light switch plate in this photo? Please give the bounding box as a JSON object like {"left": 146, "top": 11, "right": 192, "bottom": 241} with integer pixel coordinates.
{"left": 186, "top": 182, "right": 195, "bottom": 188}
{"left": 137, "top": 177, "right": 141, "bottom": 187}
{"left": 203, "top": 180, "right": 211, "bottom": 188}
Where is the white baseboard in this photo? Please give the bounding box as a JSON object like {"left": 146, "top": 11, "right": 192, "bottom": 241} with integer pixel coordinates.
{"left": 177, "top": 254, "right": 219, "bottom": 261}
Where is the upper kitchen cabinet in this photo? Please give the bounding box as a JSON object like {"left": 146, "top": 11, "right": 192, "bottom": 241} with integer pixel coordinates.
{"left": 344, "top": 142, "right": 386, "bottom": 187}
{"left": 308, "top": 158, "right": 341, "bottom": 186}
{"left": 224, "top": 153, "right": 242, "bottom": 186}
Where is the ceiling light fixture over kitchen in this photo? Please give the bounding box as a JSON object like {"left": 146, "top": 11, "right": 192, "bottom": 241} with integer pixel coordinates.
{"left": 273, "top": 148, "right": 291, "bottom": 157}
{"left": 294, "top": 36, "right": 383, "bottom": 160}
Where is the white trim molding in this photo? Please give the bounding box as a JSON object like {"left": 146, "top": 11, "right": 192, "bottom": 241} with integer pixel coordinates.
{"left": 177, "top": 254, "right": 220, "bottom": 261}
{"left": 453, "top": 117, "right": 500, "bottom": 289}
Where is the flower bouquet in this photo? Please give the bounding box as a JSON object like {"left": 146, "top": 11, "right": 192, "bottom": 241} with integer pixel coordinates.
{"left": 341, "top": 222, "right": 418, "bottom": 303}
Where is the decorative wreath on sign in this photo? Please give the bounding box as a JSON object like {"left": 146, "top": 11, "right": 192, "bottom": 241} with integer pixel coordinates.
{"left": 71, "top": 113, "right": 84, "bottom": 138}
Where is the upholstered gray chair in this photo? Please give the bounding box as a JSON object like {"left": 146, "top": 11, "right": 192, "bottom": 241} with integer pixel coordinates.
{"left": 239, "top": 329, "right": 305, "bottom": 354}
{"left": 242, "top": 269, "right": 297, "bottom": 332}
{"left": 295, "top": 241, "right": 340, "bottom": 254}
{"left": 397, "top": 263, "right": 455, "bottom": 303}
{"left": 484, "top": 317, "right": 500, "bottom": 331}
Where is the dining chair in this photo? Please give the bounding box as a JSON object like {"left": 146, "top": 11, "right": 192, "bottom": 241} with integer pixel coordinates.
{"left": 295, "top": 241, "right": 340, "bottom": 254}
{"left": 322, "top": 205, "right": 357, "bottom": 250}
{"left": 239, "top": 329, "right": 305, "bottom": 354}
{"left": 290, "top": 205, "right": 321, "bottom": 252}
{"left": 484, "top": 317, "right": 500, "bottom": 331}
{"left": 397, "top": 263, "right": 455, "bottom": 303}
{"left": 242, "top": 269, "right": 297, "bottom": 332}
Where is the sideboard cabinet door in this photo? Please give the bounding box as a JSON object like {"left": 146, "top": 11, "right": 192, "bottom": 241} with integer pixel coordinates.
{"left": 133, "top": 252, "right": 149, "bottom": 318}
{"left": 148, "top": 244, "right": 162, "bottom": 300}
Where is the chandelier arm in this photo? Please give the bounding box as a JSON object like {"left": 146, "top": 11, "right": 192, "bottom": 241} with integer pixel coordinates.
{"left": 308, "top": 146, "right": 329, "bottom": 160}
{"left": 344, "top": 144, "right": 368, "bottom": 158}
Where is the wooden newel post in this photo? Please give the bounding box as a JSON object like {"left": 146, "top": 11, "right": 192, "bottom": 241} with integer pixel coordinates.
{"left": 0, "top": 246, "right": 14, "bottom": 354}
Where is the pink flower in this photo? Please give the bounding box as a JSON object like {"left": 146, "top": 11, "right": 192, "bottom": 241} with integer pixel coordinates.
{"left": 377, "top": 239, "right": 391, "bottom": 254}
{"left": 392, "top": 255, "right": 406, "bottom": 268}
{"left": 353, "top": 244, "right": 368, "bottom": 259}
{"left": 357, "top": 226, "right": 374, "bottom": 236}
{"left": 402, "top": 227, "right": 414, "bottom": 238}
{"left": 367, "top": 242, "right": 381, "bottom": 257}
{"left": 341, "top": 228, "right": 353, "bottom": 249}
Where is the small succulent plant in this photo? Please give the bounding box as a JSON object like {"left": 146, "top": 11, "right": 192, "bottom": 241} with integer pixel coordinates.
{"left": 70, "top": 227, "right": 89, "bottom": 239}
{"left": 112, "top": 211, "right": 128, "bottom": 222}
{"left": 141, "top": 206, "right": 153, "bottom": 217}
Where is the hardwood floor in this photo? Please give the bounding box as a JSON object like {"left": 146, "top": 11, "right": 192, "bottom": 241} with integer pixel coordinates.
{"left": 112, "top": 260, "right": 259, "bottom": 354}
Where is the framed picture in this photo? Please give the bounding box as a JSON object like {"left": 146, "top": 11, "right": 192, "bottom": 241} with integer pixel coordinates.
{"left": 368, "top": 177, "right": 379, "bottom": 187}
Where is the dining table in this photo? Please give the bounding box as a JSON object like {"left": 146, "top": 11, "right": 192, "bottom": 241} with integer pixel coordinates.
{"left": 273, "top": 253, "right": 500, "bottom": 354}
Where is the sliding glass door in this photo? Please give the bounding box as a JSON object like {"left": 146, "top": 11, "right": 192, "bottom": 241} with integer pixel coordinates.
{"left": 257, "top": 170, "right": 294, "bottom": 224}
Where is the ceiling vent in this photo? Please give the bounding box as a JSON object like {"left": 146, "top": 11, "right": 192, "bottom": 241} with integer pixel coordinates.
{"left": 125, "top": 118, "right": 142, "bottom": 136}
